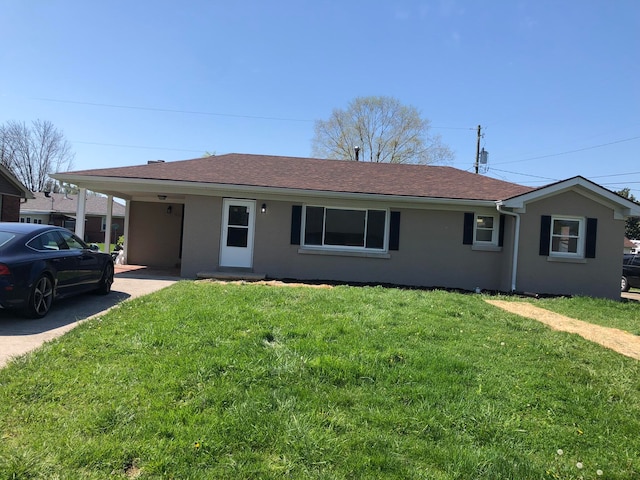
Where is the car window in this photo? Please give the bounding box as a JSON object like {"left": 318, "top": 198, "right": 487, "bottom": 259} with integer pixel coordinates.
{"left": 58, "top": 230, "right": 89, "bottom": 251}
{"left": 27, "top": 231, "right": 68, "bottom": 251}
{"left": 0, "top": 232, "right": 16, "bottom": 248}
{"left": 632, "top": 256, "right": 640, "bottom": 267}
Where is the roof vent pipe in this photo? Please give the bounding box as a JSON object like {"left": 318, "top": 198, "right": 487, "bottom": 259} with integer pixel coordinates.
{"left": 354, "top": 146, "right": 360, "bottom": 162}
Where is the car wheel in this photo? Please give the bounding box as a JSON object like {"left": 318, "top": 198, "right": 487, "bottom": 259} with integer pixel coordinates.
{"left": 25, "top": 274, "right": 54, "bottom": 318}
{"left": 622, "top": 276, "right": 630, "bottom": 292}
{"left": 95, "top": 262, "right": 114, "bottom": 295}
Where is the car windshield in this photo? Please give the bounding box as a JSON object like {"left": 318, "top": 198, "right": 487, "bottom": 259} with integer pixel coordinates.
{"left": 0, "top": 231, "right": 16, "bottom": 249}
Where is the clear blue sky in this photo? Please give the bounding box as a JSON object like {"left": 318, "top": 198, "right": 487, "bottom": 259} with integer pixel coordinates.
{"left": 1, "top": 1, "right": 639, "bottom": 193}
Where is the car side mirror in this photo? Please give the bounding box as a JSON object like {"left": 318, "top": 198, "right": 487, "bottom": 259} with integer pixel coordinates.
{"left": 89, "top": 244, "right": 100, "bottom": 251}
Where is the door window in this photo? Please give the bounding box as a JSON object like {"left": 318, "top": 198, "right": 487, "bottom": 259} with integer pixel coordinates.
{"left": 227, "top": 205, "right": 249, "bottom": 247}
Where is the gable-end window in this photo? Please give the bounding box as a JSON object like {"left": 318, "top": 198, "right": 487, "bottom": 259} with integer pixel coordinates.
{"left": 550, "top": 216, "right": 584, "bottom": 257}
{"left": 302, "top": 206, "right": 387, "bottom": 251}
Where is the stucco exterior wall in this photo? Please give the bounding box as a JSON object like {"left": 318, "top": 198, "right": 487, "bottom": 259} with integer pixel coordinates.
{"left": 133, "top": 190, "right": 623, "bottom": 299}
{"left": 516, "top": 190, "right": 623, "bottom": 299}
{"left": 181, "top": 195, "right": 222, "bottom": 276}
{"left": 127, "top": 201, "right": 183, "bottom": 267}
{"left": 178, "top": 195, "right": 512, "bottom": 291}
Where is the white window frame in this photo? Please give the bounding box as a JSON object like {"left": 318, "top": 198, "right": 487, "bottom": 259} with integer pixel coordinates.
{"left": 550, "top": 216, "right": 584, "bottom": 258}
{"left": 473, "top": 214, "right": 498, "bottom": 245}
{"left": 301, "top": 205, "right": 389, "bottom": 252}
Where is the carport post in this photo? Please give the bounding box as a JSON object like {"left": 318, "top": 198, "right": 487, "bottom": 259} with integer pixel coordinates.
{"left": 75, "top": 188, "right": 87, "bottom": 241}
{"left": 103, "top": 195, "right": 113, "bottom": 252}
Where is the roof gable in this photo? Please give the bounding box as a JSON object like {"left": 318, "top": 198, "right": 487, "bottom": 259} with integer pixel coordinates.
{"left": 0, "top": 164, "right": 34, "bottom": 199}
{"left": 501, "top": 176, "right": 640, "bottom": 219}
{"left": 57, "top": 153, "right": 532, "bottom": 202}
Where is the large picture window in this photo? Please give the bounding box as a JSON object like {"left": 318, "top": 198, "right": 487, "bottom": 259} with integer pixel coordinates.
{"left": 550, "top": 216, "right": 584, "bottom": 257}
{"left": 303, "top": 206, "right": 387, "bottom": 250}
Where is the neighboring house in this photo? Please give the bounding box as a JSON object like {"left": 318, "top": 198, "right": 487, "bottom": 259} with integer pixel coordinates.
{"left": 51, "top": 153, "right": 640, "bottom": 299}
{"left": 624, "top": 237, "right": 636, "bottom": 254}
{"left": 628, "top": 239, "right": 640, "bottom": 254}
{"left": 0, "top": 164, "right": 34, "bottom": 221}
{"left": 20, "top": 192, "right": 125, "bottom": 243}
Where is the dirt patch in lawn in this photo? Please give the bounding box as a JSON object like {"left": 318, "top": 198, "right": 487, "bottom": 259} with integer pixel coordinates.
{"left": 195, "top": 279, "right": 334, "bottom": 289}
{"left": 486, "top": 300, "right": 640, "bottom": 361}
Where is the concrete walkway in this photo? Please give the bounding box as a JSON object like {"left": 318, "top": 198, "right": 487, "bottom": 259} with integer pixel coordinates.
{"left": 0, "top": 266, "right": 179, "bottom": 368}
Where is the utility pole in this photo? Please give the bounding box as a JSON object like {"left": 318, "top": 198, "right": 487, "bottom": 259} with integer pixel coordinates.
{"left": 474, "top": 125, "right": 481, "bottom": 174}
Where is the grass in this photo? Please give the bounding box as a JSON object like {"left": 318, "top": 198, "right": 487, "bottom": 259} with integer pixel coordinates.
{"left": 1, "top": 282, "right": 639, "bottom": 479}
{"left": 512, "top": 295, "right": 640, "bottom": 336}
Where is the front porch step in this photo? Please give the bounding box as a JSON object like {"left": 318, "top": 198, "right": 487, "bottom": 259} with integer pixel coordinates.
{"left": 196, "top": 271, "right": 266, "bottom": 282}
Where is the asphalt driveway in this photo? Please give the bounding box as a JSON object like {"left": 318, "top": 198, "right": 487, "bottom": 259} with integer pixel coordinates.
{"left": 0, "top": 267, "right": 179, "bottom": 368}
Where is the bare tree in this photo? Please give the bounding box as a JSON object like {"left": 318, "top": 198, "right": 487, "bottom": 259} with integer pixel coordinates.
{"left": 312, "top": 96, "right": 454, "bottom": 164}
{"left": 0, "top": 119, "right": 75, "bottom": 192}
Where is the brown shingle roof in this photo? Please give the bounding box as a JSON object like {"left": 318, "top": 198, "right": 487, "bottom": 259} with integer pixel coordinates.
{"left": 66, "top": 153, "right": 533, "bottom": 201}
{"left": 21, "top": 192, "right": 126, "bottom": 216}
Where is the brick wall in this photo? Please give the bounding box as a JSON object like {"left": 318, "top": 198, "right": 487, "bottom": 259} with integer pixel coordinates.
{"left": 1, "top": 195, "right": 21, "bottom": 222}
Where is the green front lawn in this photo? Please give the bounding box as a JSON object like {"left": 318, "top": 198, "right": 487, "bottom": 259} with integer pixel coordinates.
{"left": 524, "top": 295, "right": 640, "bottom": 336}
{"left": 1, "top": 283, "right": 639, "bottom": 479}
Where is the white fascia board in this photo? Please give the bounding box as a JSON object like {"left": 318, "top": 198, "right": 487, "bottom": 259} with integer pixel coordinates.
{"left": 502, "top": 176, "right": 640, "bottom": 218}
{"left": 50, "top": 174, "right": 498, "bottom": 210}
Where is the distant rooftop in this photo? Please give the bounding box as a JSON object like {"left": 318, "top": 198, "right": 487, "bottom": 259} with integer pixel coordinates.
{"left": 21, "top": 192, "right": 126, "bottom": 216}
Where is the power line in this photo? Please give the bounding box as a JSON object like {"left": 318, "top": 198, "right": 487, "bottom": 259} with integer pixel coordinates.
{"left": 492, "top": 135, "right": 640, "bottom": 166}
{"left": 71, "top": 140, "right": 206, "bottom": 153}
{"left": 31, "top": 95, "right": 474, "bottom": 130}
{"left": 33, "top": 97, "right": 314, "bottom": 123}
{"left": 488, "top": 168, "right": 559, "bottom": 182}
{"left": 589, "top": 171, "right": 640, "bottom": 179}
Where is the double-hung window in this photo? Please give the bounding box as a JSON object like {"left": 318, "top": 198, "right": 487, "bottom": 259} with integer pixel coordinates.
{"left": 474, "top": 214, "right": 498, "bottom": 245}
{"left": 550, "top": 216, "right": 584, "bottom": 257}
{"left": 303, "top": 206, "right": 387, "bottom": 251}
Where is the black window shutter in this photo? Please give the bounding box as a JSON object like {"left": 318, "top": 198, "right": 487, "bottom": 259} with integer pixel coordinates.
{"left": 498, "top": 214, "right": 506, "bottom": 247}
{"left": 463, "top": 212, "right": 474, "bottom": 245}
{"left": 290, "top": 205, "right": 302, "bottom": 245}
{"left": 539, "top": 215, "right": 551, "bottom": 256}
{"left": 389, "top": 211, "right": 401, "bottom": 250}
{"left": 585, "top": 217, "right": 597, "bottom": 258}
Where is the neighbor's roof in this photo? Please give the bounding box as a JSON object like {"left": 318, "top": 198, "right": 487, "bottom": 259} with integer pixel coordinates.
{"left": 20, "top": 192, "right": 126, "bottom": 216}
{"left": 60, "top": 153, "right": 533, "bottom": 201}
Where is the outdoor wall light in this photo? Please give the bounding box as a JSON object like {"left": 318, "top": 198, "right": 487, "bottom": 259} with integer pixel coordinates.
{"left": 157, "top": 194, "right": 167, "bottom": 200}
{"left": 166, "top": 205, "right": 173, "bottom": 215}
{"left": 261, "top": 203, "right": 267, "bottom": 213}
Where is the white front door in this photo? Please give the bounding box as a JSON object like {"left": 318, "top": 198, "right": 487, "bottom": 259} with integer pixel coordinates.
{"left": 220, "top": 199, "right": 255, "bottom": 268}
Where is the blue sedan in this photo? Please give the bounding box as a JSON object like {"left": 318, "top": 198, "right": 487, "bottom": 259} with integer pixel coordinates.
{"left": 0, "top": 223, "right": 114, "bottom": 318}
